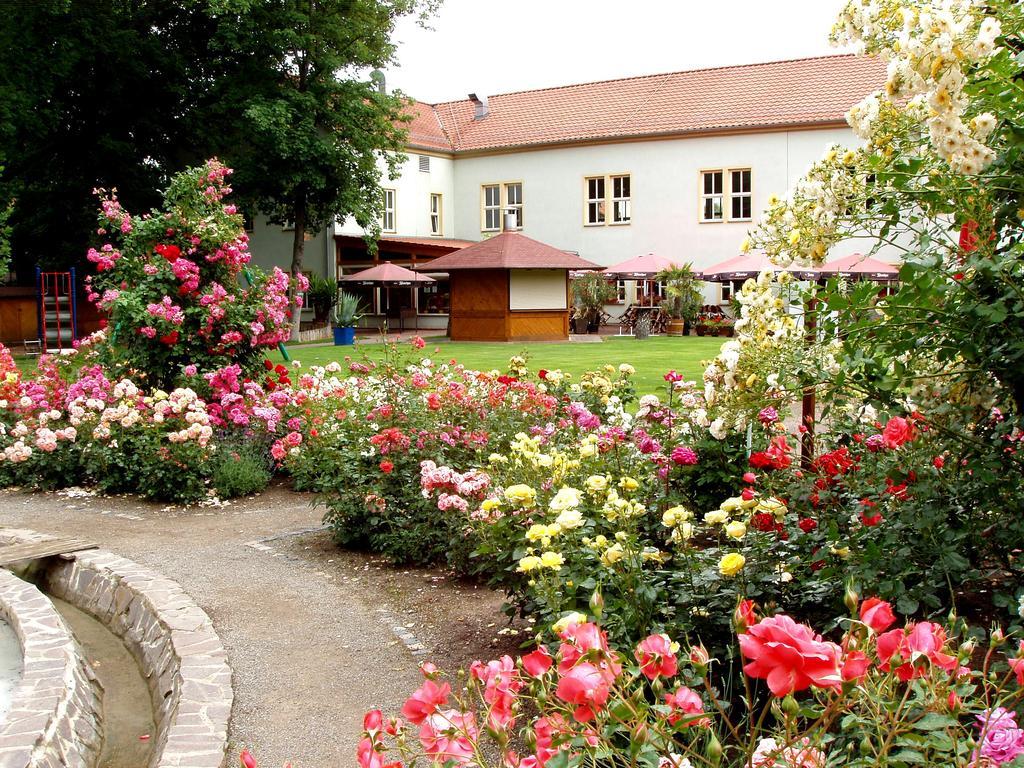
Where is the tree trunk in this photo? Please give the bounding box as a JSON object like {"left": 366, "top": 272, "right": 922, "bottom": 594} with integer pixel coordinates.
{"left": 289, "top": 189, "right": 307, "bottom": 342}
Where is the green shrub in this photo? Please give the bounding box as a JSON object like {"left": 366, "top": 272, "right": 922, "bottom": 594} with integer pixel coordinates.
{"left": 211, "top": 445, "right": 271, "bottom": 498}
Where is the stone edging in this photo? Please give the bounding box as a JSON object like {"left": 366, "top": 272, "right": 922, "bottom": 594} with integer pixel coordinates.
{"left": 0, "top": 568, "right": 102, "bottom": 768}
{"left": 0, "top": 529, "right": 232, "bottom": 768}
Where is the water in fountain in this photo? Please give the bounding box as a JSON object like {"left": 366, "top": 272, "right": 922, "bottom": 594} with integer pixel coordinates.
{"left": 0, "top": 619, "right": 22, "bottom": 721}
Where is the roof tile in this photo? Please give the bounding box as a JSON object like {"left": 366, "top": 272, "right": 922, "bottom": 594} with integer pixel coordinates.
{"left": 403, "top": 55, "right": 885, "bottom": 153}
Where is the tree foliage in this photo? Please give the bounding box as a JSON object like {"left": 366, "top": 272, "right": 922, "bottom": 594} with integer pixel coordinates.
{"left": 0, "top": 0, "right": 434, "bottom": 285}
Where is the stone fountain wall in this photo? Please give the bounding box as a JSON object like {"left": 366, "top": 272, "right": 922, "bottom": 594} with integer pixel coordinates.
{"left": 0, "top": 568, "right": 103, "bottom": 768}
{"left": 0, "top": 529, "right": 233, "bottom": 768}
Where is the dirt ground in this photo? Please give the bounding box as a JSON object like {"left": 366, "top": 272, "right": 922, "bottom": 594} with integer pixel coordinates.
{"left": 0, "top": 484, "right": 522, "bottom": 767}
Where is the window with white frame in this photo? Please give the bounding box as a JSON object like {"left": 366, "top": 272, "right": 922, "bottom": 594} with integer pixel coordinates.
{"left": 611, "top": 174, "right": 631, "bottom": 223}
{"left": 730, "top": 169, "right": 752, "bottom": 221}
{"left": 482, "top": 184, "right": 501, "bottom": 231}
{"left": 381, "top": 188, "right": 396, "bottom": 232}
{"left": 430, "top": 193, "right": 442, "bottom": 236}
{"left": 505, "top": 182, "right": 523, "bottom": 228}
{"left": 701, "top": 171, "right": 724, "bottom": 222}
{"left": 585, "top": 177, "right": 606, "bottom": 225}
{"left": 584, "top": 174, "right": 631, "bottom": 226}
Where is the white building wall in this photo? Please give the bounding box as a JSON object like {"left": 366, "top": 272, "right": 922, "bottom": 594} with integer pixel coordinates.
{"left": 450, "top": 127, "right": 866, "bottom": 271}
{"left": 336, "top": 151, "right": 456, "bottom": 239}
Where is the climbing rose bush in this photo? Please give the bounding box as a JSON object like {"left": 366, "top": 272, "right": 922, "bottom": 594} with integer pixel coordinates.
{"left": 358, "top": 598, "right": 1024, "bottom": 767}
{"left": 86, "top": 159, "right": 307, "bottom": 389}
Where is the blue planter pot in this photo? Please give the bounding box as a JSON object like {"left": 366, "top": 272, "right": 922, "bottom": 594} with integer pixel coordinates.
{"left": 333, "top": 326, "right": 355, "bottom": 346}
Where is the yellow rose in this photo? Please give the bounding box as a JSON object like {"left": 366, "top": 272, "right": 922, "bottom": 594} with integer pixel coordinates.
{"left": 585, "top": 475, "right": 609, "bottom": 493}
{"left": 618, "top": 476, "right": 639, "bottom": 492}
{"left": 788, "top": 229, "right": 801, "bottom": 246}
{"left": 726, "top": 521, "right": 747, "bottom": 540}
{"left": 601, "top": 543, "right": 625, "bottom": 566}
{"left": 618, "top": 363, "right": 635, "bottom": 376}
{"left": 704, "top": 509, "right": 729, "bottom": 525}
{"left": 671, "top": 522, "right": 694, "bottom": 542}
{"left": 580, "top": 442, "right": 598, "bottom": 458}
{"left": 517, "top": 555, "right": 542, "bottom": 573}
{"left": 505, "top": 484, "right": 537, "bottom": 508}
{"left": 720, "top": 497, "right": 742, "bottom": 513}
{"left": 552, "top": 613, "right": 587, "bottom": 633}
{"left": 540, "top": 551, "right": 564, "bottom": 570}
{"left": 525, "top": 524, "right": 548, "bottom": 542}
{"left": 481, "top": 498, "right": 501, "bottom": 512}
{"left": 718, "top": 553, "right": 746, "bottom": 577}
{"left": 555, "top": 509, "right": 584, "bottom": 529}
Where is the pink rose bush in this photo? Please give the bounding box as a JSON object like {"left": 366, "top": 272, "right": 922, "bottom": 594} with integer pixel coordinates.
{"left": 356, "top": 600, "right": 1024, "bottom": 767}
{"left": 85, "top": 159, "right": 306, "bottom": 388}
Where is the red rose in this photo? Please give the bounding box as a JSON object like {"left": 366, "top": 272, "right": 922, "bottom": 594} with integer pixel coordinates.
{"left": 734, "top": 599, "right": 757, "bottom": 633}
{"left": 859, "top": 597, "right": 896, "bottom": 633}
{"left": 264, "top": 359, "right": 274, "bottom": 371}
{"left": 155, "top": 243, "right": 181, "bottom": 263}
{"left": 842, "top": 650, "right": 870, "bottom": 683}
{"left": 521, "top": 646, "right": 552, "bottom": 677}
{"left": 959, "top": 219, "right": 979, "bottom": 253}
{"left": 742, "top": 472, "right": 757, "bottom": 484}
{"left": 380, "top": 460, "right": 394, "bottom": 474}
{"left": 798, "top": 518, "right": 818, "bottom": 533}
{"left": 538, "top": 369, "right": 548, "bottom": 379}
{"left": 159, "top": 330, "right": 180, "bottom": 345}
{"left": 882, "top": 416, "right": 915, "bottom": 448}
{"left": 933, "top": 455, "right": 945, "bottom": 469}
{"left": 739, "top": 614, "right": 843, "bottom": 696}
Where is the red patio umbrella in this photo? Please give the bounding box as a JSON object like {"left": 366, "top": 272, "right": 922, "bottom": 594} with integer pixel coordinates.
{"left": 814, "top": 253, "right": 900, "bottom": 282}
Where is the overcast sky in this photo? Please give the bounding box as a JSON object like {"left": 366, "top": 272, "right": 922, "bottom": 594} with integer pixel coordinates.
{"left": 383, "top": 0, "right": 852, "bottom": 104}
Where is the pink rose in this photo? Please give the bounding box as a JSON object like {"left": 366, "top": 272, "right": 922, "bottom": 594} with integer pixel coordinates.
{"left": 664, "top": 686, "right": 709, "bottom": 727}
{"left": 876, "top": 622, "right": 957, "bottom": 682}
{"left": 521, "top": 646, "right": 553, "bottom": 677}
{"left": 556, "top": 663, "right": 612, "bottom": 722}
{"left": 739, "top": 615, "right": 842, "bottom": 696}
{"left": 634, "top": 633, "right": 678, "bottom": 680}
{"left": 401, "top": 679, "right": 450, "bottom": 725}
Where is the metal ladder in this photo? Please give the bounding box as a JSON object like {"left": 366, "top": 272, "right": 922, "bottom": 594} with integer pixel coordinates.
{"left": 36, "top": 268, "right": 78, "bottom": 353}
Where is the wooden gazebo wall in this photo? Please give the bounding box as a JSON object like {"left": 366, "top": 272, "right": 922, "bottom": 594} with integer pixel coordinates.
{"left": 449, "top": 270, "right": 570, "bottom": 342}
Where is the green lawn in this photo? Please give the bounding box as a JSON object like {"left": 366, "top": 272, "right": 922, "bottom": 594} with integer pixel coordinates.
{"left": 286, "top": 336, "right": 723, "bottom": 396}
{"left": 8, "top": 336, "right": 724, "bottom": 396}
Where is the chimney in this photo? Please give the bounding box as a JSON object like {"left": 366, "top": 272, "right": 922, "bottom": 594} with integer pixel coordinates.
{"left": 468, "top": 92, "right": 488, "bottom": 120}
{"left": 503, "top": 210, "right": 517, "bottom": 232}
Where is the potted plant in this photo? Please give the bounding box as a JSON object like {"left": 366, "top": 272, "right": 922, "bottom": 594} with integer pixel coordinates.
{"left": 332, "top": 290, "right": 364, "bottom": 346}
{"left": 656, "top": 264, "right": 703, "bottom": 336}
{"left": 571, "top": 273, "right": 616, "bottom": 334}
{"left": 307, "top": 276, "right": 338, "bottom": 326}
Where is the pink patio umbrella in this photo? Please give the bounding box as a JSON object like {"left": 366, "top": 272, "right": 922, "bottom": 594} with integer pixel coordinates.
{"left": 603, "top": 252, "right": 688, "bottom": 307}
{"left": 339, "top": 262, "right": 436, "bottom": 286}
{"left": 814, "top": 253, "right": 900, "bottom": 282}
{"left": 699, "top": 252, "right": 818, "bottom": 282}
{"left": 340, "top": 262, "right": 435, "bottom": 321}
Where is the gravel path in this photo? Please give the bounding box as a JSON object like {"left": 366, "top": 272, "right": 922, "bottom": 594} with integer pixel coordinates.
{"left": 0, "top": 485, "right": 426, "bottom": 767}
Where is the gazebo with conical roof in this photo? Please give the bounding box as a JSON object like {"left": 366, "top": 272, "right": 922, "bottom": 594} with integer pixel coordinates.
{"left": 421, "top": 224, "right": 601, "bottom": 342}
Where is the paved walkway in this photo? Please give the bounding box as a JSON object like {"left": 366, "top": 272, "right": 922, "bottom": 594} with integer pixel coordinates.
{"left": 0, "top": 486, "right": 423, "bottom": 767}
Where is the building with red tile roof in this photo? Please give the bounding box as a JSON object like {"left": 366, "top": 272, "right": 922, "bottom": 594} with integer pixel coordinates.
{"left": 250, "top": 54, "right": 889, "bottom": 332}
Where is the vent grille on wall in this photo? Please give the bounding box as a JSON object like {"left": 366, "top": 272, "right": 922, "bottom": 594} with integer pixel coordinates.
{"left": 418, "top": 155, "right": 430, "bottom": 173}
